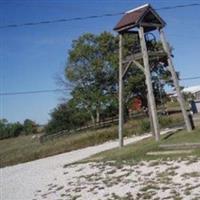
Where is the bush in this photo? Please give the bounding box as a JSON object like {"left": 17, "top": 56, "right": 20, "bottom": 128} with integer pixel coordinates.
{"left": 0, "top": 118, "right": 39, "bottom": 140}
{"left": 45, "top": 102, "right": 90, "bottom": 135}
{"left": 23, "top": 119, "right": 38, "bottom": 135}
{"left": 0, "top": 120, "right": 24, "bottom": 140}
{"left": 159, "top": 116, "right": 173, "bottom": 128}
{"left": 139, "top": 119, "right": 151, "bottom": 133}
{"left": 137, "top": 115, "right": 183, "bottom": 136}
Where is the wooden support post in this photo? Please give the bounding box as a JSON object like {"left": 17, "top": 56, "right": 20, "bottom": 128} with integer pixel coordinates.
{"left": 139, "top": 26, "right": 160, "bottom": 141}
{"left": 147, "top": 92, "right": 156, "bottom": 137}
{"left": 119, "top": 34, "right": 124, "bottom": 147}
{"left": 159, "top": 29, "right": 192, "bottom": 132}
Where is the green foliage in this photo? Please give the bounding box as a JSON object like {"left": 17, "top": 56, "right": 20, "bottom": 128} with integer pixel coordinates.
{"left": 137, "top": 114, "right": 183, "bottom": 136}
{"left": 139, "top": 119, "right": 151, "bottom": 133}
{"left": 45, "top": 100, "right": 90, "bottom": 135}
{"left": 65, "top": 32, "right": 118, "bottom": 124}
{"left": 0, "top": 118, "right": 38, "bottom": 140}
{"left": 182, "top": 92, "right": 195, "bottom": 101}
{"left": 66, "top": 32, "right": 171, "bottom": 116}
{"left": 159, "top": 115, "right": 184, "bottom": 128}
{"left": 159, "top": 116, "right": 173, "bottom": 128}
{"left": 0, "top": 119, "right": 24, "bottom": 139}
{"left": 47, "top": 32, "right": 177, "bottom": 134}
{"left": 23, "top": 119, "right": 38, "bottom": 135}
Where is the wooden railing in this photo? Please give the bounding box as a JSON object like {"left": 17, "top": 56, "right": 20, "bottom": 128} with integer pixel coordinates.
{"left": 39, "top": 110, "right": 185, "bottom": 143}
{"left": 40, "top": 116, "right": 119, "bottom": 143}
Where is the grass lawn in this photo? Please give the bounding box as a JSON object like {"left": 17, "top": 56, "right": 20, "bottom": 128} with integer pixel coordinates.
{"left": 0, "top": 126, "right": 117, "bottom": 168}
{"left": 0, "top": 114, "right": 184, "bottom": 168}
{"left": 84, "top": 128, "right": 200, "bottom": 163}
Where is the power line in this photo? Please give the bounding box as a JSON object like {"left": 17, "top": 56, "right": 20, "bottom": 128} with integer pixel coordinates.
{"left": 156, "top": 3, "right": 200, "bottom": 10}
{"left": 0, "top": 12, "right": 124, "bottom": 29}
{"left": 181, "top": 76, "right": 200, "bottom": 81}
{"left": 1, "top": 75, "right": 200, "bottom": 96}
{"left": 0, "top": 89, "right": 71, "bottom": 96}
{"left": 0, "top": 3, "right": 200, "bottom": 29}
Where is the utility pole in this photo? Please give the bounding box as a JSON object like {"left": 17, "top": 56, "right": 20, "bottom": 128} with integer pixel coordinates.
{"left": 159, "top": 29, "right": 192, "bottom": 132}
{"left": 139, "top": 26, "right": 160, "bottom": 141}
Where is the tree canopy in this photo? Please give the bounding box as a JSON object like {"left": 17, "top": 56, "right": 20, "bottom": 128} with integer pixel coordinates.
{"left": 46, "top": 31, "right": 173, "bottom": 134}
{"left": 65, "top": 32, "right": 118, "bottom": 124}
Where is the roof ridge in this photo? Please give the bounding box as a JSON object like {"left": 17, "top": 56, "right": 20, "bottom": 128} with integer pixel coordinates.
{"left": 125, "top": 4, "right": 150, "bottom": 14}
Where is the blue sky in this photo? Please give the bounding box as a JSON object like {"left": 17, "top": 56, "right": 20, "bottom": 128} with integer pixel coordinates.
{"left": 0, "top": 0, "right": 200, "bottom": 124}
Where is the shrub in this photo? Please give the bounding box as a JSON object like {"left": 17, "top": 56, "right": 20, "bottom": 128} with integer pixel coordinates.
{"left": 23, "top": 119, "right": 38, "bottom": 135}
{"left": 139, "top": 119, "right": 150, "bottom": 133}
{"left": 45, "top": 102, "right": 90, "bottom": 135}
{"left": 159, "top": 116, "right": 173, "bottom": 128}
{"left": 0, "top": 120, "right": 24, "bottom": 140}
{"left": 0, "top": 118, "right": 39, "bottom": 140}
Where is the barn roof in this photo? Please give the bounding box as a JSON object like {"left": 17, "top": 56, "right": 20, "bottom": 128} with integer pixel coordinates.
{"left": 182, "top": 85, "right": 200, "bottom": 94}
{"left": 114, "top": 4, "right": 166, "bottom": 32}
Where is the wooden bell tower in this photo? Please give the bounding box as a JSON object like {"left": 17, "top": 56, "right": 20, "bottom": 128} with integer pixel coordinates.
{"left": 114, "top": 4, "right": 192, "bottom": 147}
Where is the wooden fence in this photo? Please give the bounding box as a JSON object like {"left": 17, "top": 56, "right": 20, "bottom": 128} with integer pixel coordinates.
{"left": 40, "top": 116, "right": 119, "bottom": 143}
{"left": 39, "top": 110, "right": 185, "bottom": 143}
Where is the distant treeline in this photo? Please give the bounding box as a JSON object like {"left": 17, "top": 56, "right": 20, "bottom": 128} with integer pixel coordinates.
{"left": 0, "top": 119, "right": 39, "bottom": 140}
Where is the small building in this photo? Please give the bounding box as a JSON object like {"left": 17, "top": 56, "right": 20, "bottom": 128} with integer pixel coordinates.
{"left": 191, "top": 100, "right": 200, "bottom": 114}
{"left": 168, "top": 85, "right": 200, "bottom": 101}
{"left": 182, "top": 85, "right": 200, "bottom": 114}
{"left": 182, "top": 85, "right": 200, "bottom": 100}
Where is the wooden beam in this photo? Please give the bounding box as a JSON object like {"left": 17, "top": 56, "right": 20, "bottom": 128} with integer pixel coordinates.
{"left": 139, "top": 26, "right": 160, "bottom": 141}
{"left": 122, "top": 61, "right": 132, "bottom": 78}
{"left": 140, "top": 22, "right": 163, "bottom": 28}
{"left": 123, "top": 50, "right": 167, "bottom": 64}
{"left": 119, "top": 34, "right": 124, "bottom": 148}
{"left": 117, "top": 24, "right": 136, "bottom": 33}
{"left": 132, "top": 60, "right": 144, "bottom": 72}
{"left": 147, "top": 94, "right": 156, "bottom": 138}
{"left": 159, "top": 29, "right": 192, "bottom": 132}
{"left": 122, "top": 30, "right": 139, "bottom": 35}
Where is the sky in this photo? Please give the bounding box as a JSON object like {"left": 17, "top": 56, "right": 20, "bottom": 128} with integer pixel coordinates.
{"left": 0, "top": 0, "right": 200, "bottom": 124}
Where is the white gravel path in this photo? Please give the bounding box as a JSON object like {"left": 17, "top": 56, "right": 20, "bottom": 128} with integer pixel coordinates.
{"left": 0, "top": 128, "right": 181, "bottom": 200}
{"left": 41, "top": 159, "right": 199, "bottom": 200}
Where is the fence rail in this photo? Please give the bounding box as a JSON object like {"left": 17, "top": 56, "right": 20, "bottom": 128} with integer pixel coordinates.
{"left": 39, "top": 116, "right": 120, "bottom": 143}
{"left": 39, "top": 110, "right": 183, "bottom": 143}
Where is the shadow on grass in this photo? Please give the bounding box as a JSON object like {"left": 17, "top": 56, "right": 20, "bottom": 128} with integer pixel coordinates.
{"left": 162, "top": 129, "right": 182, "bottom": 140}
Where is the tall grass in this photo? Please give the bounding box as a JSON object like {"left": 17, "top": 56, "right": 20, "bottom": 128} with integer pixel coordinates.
{"left": 0, "top": 114, "right": 184, "bottom": 168}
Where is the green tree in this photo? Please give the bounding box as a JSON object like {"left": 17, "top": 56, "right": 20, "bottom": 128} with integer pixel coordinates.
{"left": 45, "top": 99, "right": 90, "bottom": 134}
{"left": 0, "top": 119, "right": 7, "bottom": 139}
{"left": 0, "top": 119, "right": 23, "bottom": 139}
{"left": 23, "top": 119, "right": 38, "bottom": 135}
{"left": 65, "top": 32, "right": 173, "bottom": 123}
{"left": 46, "top": 32, "right": 175, "bottom": 134}
{"left": 65, "top": 32, "right": 118, "bottom": 124}
{"left": 7, "top": 122, "right": 24, "bottom": 137}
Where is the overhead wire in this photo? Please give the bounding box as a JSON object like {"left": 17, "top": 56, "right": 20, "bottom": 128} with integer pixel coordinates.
{"left": 0, "top": 89, "right": 71, "bottom": 96}
{"left": 181, "top": 76, "right": 200, "bottom": 81}
{"left": 0, "top": 3, "right": 200, "bottom": 29}
{"left": 1, "top": 76, "right": 200, "bottom": 96}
